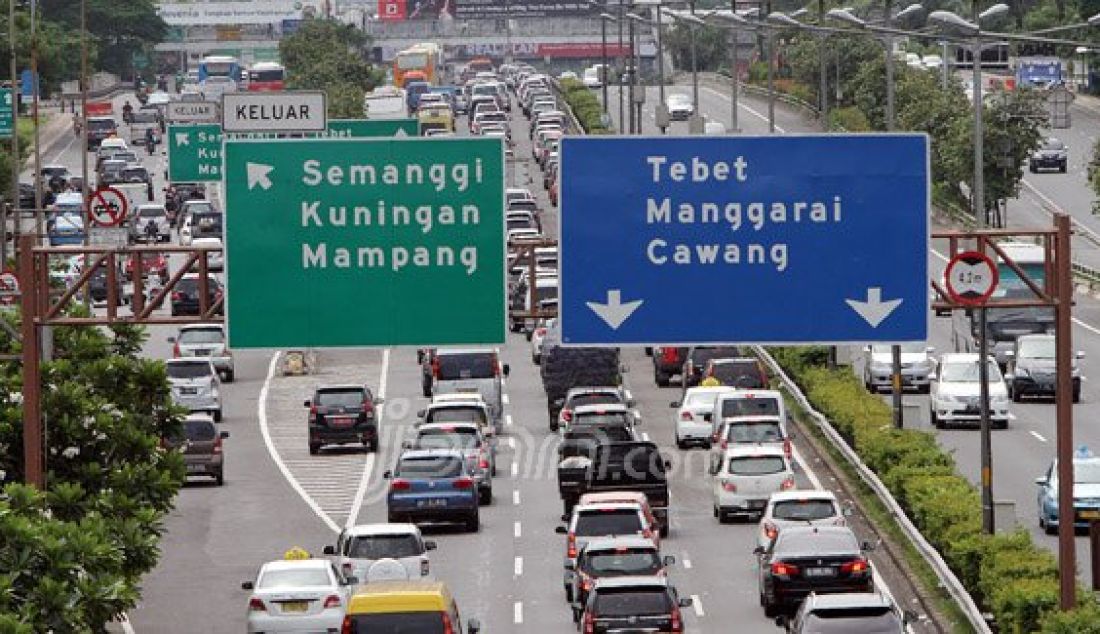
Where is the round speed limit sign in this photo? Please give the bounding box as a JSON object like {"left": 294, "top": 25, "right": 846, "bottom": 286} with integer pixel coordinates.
{"left": 0, "top": 270, "right": 17, "bottom": 306}
{"left": 945, "top": 251, "right": 999, "bottom": 306}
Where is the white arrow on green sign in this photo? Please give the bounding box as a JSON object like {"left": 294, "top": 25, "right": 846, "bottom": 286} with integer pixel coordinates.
{"left": 0, "top": 89, "right": 14, "bottom": 138}
{"left": 168, "top": 119, "right": 420, "bottom": 183}
{"left": 223, "top": 137, "right": 505, "bottom": 348}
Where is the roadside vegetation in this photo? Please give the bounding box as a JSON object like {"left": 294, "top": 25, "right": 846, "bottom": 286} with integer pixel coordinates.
{"left": 278, "top": 18, "right": 386, "bottom": 119}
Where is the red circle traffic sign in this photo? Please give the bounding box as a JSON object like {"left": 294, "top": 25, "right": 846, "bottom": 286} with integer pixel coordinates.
{"left": 87, "top": 186, "right": 128, "bottom": 227}
{"left": 0, "top": 269, "right": 18, "bottom": 306}
{"left": 945, "top": 250, "right": 999, "bottom": 306}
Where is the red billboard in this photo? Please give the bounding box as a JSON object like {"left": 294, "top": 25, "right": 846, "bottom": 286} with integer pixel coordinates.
{"left": 378, "top": 0, "right": 407, "bottom": 20}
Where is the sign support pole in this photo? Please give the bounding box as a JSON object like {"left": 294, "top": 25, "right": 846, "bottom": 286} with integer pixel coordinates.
{"left": 978, "top": 303, "right": 994, "bottom": 534}
{"left": 19, "top": 234, "right": 43, "bottom": 488}
{"left": 891, "top": 345, "right": 903, "bottom": 428}
{"left": 1054, "top": 212, "right": 1075, "bottom": 610}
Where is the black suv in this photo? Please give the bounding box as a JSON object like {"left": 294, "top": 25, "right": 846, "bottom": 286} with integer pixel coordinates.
{"left": 305, "top": 385, "right": 383, "bottom": 455}
{"left": 580, "top": 576, "right": 692, "bottom": 634}
{"left": 165, "top": 415, "right": 229, "bottom": 486}
{"left": 680, "top": 346, "right": 742, "bottom": 388}
{"left": 756, "top": 526, "right": 874, "bottom": 616}
{"left": 170, "top": 274, "right": 223, "bottom": 316}
{"left": 651, "top": 346, "right": 687, "bottom": 387}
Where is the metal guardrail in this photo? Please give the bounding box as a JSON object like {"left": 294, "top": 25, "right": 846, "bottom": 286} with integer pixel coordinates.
{"left": 754, "top": 345, "right": 992, "bottom": 634}
{"left": 550, "top": 79, "right": 586, "bottom": 135}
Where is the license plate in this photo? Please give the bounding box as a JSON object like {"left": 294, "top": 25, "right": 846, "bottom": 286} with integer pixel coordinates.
{"left": 328, "top": 416, "right": 356, "bottom": 427}
{"left": 748, "top": 499, "right": 767, "bottom": 509}
{"left": 194, "top": 349, "right": 211, "bottom": 356}
{"left": 186, "top": 464, "right": 203, "bottom": 473}
{"left": 1080, "top": 510, "right": 1100, "bottom": 519}
{"left": 281, "top": 601, "right": 308, "bottom": 613}
{"left": 803, "top": 567, "right": 836, "bottom": 578}
{"left": 417, "top": 498, "right": 447, "bottom": 508}
{"left": 180, "top": 388, "right": 197, "bottom": 395}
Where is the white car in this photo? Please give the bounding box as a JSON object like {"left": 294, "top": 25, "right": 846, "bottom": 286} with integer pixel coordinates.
{"left": 242, "top": 558, "right": 354, "bottom": 633}
{"left": 191, "top": 236, "right": 224, "bottom": 271}
{"left": 166, "top": 358, "right": 222, "bottom": 421}
{"left": 671, "top": 386, "right": 736, "bottom": 449}
{"left": 582, "top": 66, "right": 603, "bottom": 88}
{"left": 170, "top": 323, "right": 234, "bottom": 382}
{"left": 324, "top": 523, "right": 436, "bottom": 582}
{"left": 710, "top": 415, "right": 790, "bottom": 463}
{"left": 930, "top": 353, "right": 1010, "bottom": 429}
{"left": 862, "top": 343, "right": 935, "bottom": 393}
{"left": 665, "top": 93, "right": 694, "bottom": 120}
{"left": 756, "top": 490, "right": 846, "bottom": 549}
{"left": 711, "top": 389, "right": 787, "bottom": 435}
{"left": 710, "top": 445, "right": 795, "bottom": 522}
{"left": 530, "top": 317, "right": 556, "bottom": 364}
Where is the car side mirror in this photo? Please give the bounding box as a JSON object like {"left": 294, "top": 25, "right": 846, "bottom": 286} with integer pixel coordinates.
{"left": 467, "top": 618, "right": 481, "bottom": 634}
{"left": 669, "top": 401, "right": 680, "bottom": 408}
{"left": 322, "top": 545, "right": 336, "bottom": 555}
{"left": 678, "top": 597, "right": 693, "bottom": 608}
{"left": 774, "top": 615, "right": 790, "bottom": 629}
{"left": 303, "top": 400, "right": 311, "bottom": 407}
{"left": 402, "top": 440, "right": 413, "bottom": 449}
{"left": 752, "top": 546, "right": 765, "bottom": 555}
{"left": 416, "top": 409, "right": 426, "bottom": 418}
{"left": 502, "top": 364, "right": 511, "bottom": 377}
{"left": 166, "top": 336, "right": 176, "bottom": 343}
{"left": 561, "top": 513, "right": 570, "bottom": 522}
{"left": 555, "top": 525, "right": 568, "bottom": 534}
{"left": 241, "top": 581, "right": 254, "bottom": 590}
{"left": 564, "top": 560, "right": 575, "bottom": 570}
{"left": 425, "top": 540, "right": 437, "bottom": 551}
{"left": 664, "top": 459, "right": 671, "bottom": 468}
{"left": 220, "top": 431, "right": 229, "bottom": 439}
{"left": 627, "top": 398, "right": 636, "bottom": 408}
{"left": 1035, "top": 476, "right": 1048, "bottom": 486}
{"left": 663, "top": 555, "right": 676, "bottom": 566}
{"left": 1077, "top": 351, "right": 1086, "bottom": 359}
{"left": 861, "top": 540, "right": 876, "bottom": 552}
{"left": 383, "top": 470, "right": 392, "bottom": 479}
{"left": 344, "top": 576, "right": 359, "bottom": 586}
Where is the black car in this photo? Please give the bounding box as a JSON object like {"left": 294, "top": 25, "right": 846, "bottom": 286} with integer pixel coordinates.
{"left": 165, "top": 415, "right": 229, "bottom": 486}
{"left": 756, "top": 526, "right": 874, "bottom": 616}
{"left": 305, "top": 384, "right": 382, "bottom": 454}
{"left": 1029, "top": 137, "right": 1067, "bottom": 173}
{"left": 170, "top": 274, "right": 223, "bottom": 316}
{"left": 651, "top": 346, "right": 687, "bottom": 387}
{"left": 580, "top": 576, "right": 692, "bottom": 634}
{"left": 703, "top": 357, "right": 769, "bottom": 389}
{"left": 88, "top": 265, "right": 125, "bottom": 306}
{"left": 15, "top": 182, "right": 54, "bottom": 212}
{"left": 680, "top": 346, "right": 742, "bottom": 389}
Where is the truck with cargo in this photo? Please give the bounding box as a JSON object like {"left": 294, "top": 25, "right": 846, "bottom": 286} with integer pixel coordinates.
{"left": 539, "top": 324, "right": 622, "bottom": 425}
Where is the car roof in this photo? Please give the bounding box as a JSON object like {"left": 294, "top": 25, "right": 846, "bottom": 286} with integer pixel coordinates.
{"left": 399, "top": 448, "right": 466, "bottom": 460}
{"left": 316, "top": 384, "right": 366, "bottom": 391}
{"left": 573, "top": 404, "right": 630, "bottom": 415}
{"left": 344, "top": 522, "right": 421, "bottom": 537}
{"left": 592, "top": 575, "right": 670, "bottom": 590}
{"left": 346, "top": 580, "right": 451, "bottom": 614}
{"left": 418, "top": 422, "right": 480, "bottom": 433}
{"left": 581, "top": 536, "right": 659, "bottom": 552}
{"left": 179, "top": 322, "right": 224, "bottom": 332}
{"left": 575, "top": 501, "right": 644, "bottom": 514}
{"left": 434, "top": 347, "right": 497, "bottom": 356}
{"left": 260, "top": 558, "right": 331, "bottom": 573}
{"left": 804, "top": 592, "right": 893, "bottom": 610}
{"left": 718, "top": 390, "right": 782, "bottom": 400}
{"left": 722, "top": 444, "right": 788, "bottom": 458}
{"left": 428, "top": 396, "right": 487, "bottom": 407}
{"left": 580, "top": 491, "right": 648, "bottom": 506}
{"left": 940, "top": 353, "right": 980, "bottom": 362}
{"left": 683, "top": 386, "right": 739, "bottom": 397}
{"left": 166, "top": 357, "right": 213, "bottom": 365}
{"left": 720, "top": 415, "right": 783, "bottom": 424}
{"left": 768, "top": 490, "right": 838, "bottom": 504}
{"left": 567, "top": 386, "right": 623, "bottom": 396}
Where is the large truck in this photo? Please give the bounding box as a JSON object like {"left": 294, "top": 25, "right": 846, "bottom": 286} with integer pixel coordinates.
{"left": 539, "top": 324, "right": 622, "bottom": 425}
{"left": 1016, "top": 58, "right": 1063, "bottom": 88}
{"left": 557, "top": 441, "right": 671, "bottom": 536}
{"left": 363, "top": 86, "right": 408, "bottom": 120}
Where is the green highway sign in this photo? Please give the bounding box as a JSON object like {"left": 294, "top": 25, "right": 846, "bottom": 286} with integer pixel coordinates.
{"left": 167, "top": 120, "right": 420, "bottom": 183}
{"left": 223, "top": 137, "right": 505, "bottom": 348}
{"left": 0, "top": 89, "right": 13, "bottom": 138}
{"left": 167, "top": 124, "right": 223, "bottom": 182}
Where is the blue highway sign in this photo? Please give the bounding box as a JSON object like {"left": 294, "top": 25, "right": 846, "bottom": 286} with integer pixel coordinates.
{"left": 559, "top": 134, "right": 929, "bottom": 345}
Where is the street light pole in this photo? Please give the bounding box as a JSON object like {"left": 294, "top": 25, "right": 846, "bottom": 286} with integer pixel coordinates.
{"left": 30, "top": 0, "right": 41, "bottom": 245}
{"left": 655, "top": 5, "right": 666, "bottom": 133}
{"left": 818, "top": 0, "right": 828, "bottom": 131}
{"left": 618, "top": 0, "right": 625, "bottom": 135}
{"left": 628, "top": 5, "right": 636, "bottom": 134}
{"left": 885, "top": 0, "right": 896, "bottom": 130}
{"left": 601, "top": 14, "right": 610, "bottom": 118}
{"left": 972, "top": 17, "right": 985, "bottom": 228}
{"left": 6, "top": 0, "right": 17, "bottom": 264}
{"left": 728, "top": 9, "right": 739, "bottom": 133}
{"left": 689, "top": 0, "right": 699, "bottom": 111}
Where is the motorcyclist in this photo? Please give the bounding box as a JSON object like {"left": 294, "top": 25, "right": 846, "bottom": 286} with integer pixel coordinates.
{"left": 144, "top": 216, "right": 159, "bottom": 243}
{"left": 144, "top": 127, "right": 156, "bottom": 154}
{"left": 122, "top": 101, "right": 134, "bottom": 124}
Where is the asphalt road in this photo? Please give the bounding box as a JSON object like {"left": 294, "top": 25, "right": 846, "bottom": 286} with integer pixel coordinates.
{"left": 2, "top": 85, "right": 934, "bottom": 631}
{"left": 606, "top": 78, "right": 1100, "bottom": 585}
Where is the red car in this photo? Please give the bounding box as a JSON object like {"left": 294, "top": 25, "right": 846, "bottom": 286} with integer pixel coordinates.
{"left": 125, "top": 252, "right": 169, "bottom": 284}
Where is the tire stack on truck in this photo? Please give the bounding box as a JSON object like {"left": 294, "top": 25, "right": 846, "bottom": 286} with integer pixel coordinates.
{"left": 539, "top": 324, "right": 622, "bottom": 426}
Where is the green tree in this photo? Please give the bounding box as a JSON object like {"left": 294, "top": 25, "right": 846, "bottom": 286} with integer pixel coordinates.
{"left": 37, "top": 0, "right": 166, "bottom": 78}
{"left": 0, "top": 313, "right": 184, "bottom": 631}
{"left": 279, "top": 18, "right": 383, "bottom": 118}
{"left": 664, "top": 23, "right": 728, "bottom": 73}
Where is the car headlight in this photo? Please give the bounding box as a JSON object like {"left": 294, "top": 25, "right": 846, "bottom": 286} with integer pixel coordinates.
{"left": 992, "top": 395, "right": 1009, "bottom": 406}
{"left": 870, "top": 361, "right": 891, "bottom": 373}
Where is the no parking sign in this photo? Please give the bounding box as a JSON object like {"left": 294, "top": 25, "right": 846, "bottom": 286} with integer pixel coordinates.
{"left": 87, "top": 187, "right": 128, "bottom": 227}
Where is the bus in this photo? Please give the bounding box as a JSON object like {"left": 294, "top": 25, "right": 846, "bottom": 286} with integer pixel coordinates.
{"left": 198, "top": 55, "right": 241, "bottom": 99}
{"left": 393, "top": 43, "right": 443, "bottom": 88}
{"left": 363, "top": 86, "right": 408, "bottom": 119}
{"left": 247, "top": 62, "right": 285, "bottom": 91}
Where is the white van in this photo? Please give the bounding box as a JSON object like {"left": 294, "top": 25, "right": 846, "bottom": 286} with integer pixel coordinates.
{"left": 710, "top": 389, "right": 787, "bottom": 435}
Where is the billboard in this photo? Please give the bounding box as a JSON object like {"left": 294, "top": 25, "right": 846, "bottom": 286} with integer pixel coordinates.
{"left": 454, "top": 0, "right": 595, "bottom": 18}
{"left": 450, "top": 42, "right": 631, "bottom": 59}
{"left": 157, "top": 1, "right": 301, "bottom": 26}
{"left": 378, "top": 0, "right": 408, "bottom": 19}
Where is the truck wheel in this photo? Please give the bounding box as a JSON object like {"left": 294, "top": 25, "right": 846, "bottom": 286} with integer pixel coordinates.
{"left": 479, "top": 487, "right": 492, "bottom": 505}
{"left": 223, "top": 370, "right": 235, "bottom": 383}
{"left": 655, "top": 371, "right": 669, "bottom": 387}
{"left": 309, "top": 443, "right": 321, "bottom": 455}
{"left": 465, "top": 509, "right": 480, "bottom": 532}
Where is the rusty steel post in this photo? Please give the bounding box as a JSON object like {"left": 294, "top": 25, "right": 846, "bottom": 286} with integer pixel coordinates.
{"left": 1091, "top": 521, "right": 1100, "bottom": 592}
{"left": 19, "top": 235, "right": 43, "bottom": 488}
{"left": 1054, "top": 213, "right": 1075, "bottom": 610}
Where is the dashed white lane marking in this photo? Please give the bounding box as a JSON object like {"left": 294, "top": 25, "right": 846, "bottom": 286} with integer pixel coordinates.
{"left": 682, "top": 556, "right": 693, "bottom": 569}
{"left": 118, "top": 613, "right": 135, "bottom": 634}
{"left": 511, "top": 462, "right": 519, "bottom": 477}
{"left": 1031, "top": 430, "right": 1048, "bottom": 443}
{"left": 513, "top": 489, "right": 521, "bottom": 505}
{"left": 258, "top": 352, "right": 340, "bottom": 533}
{"left": 514, "top": 556, "right": 524, "bottom": 576}
{"left": 508, "top": 437, "right": 516, "bottom": 449}
{"left": 641, "top": 432, "right": 651, "bottom": 441}
{"left": 702, "top": 87, "right": 788, "bottom": 133}
{"left": 691, "top": 594, "right": 705, "bottom": 617}
{"left": 514, "top": 601, "right": 524, "bottom": 624}
{"left": 345, "top": 348, "right": 388, "bottom": 528}
{"left": 503, "top": 393, "right": 510, "bottom": 404}
{"left": 514, "top": 521, "right": 522, "bottom": 538}
{"left": 506, "top": 414, "right": 514, "bottom": 427}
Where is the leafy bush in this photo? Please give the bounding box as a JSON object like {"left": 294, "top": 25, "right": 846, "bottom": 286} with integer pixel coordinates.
{"left": 769, "top": 347, "right": 1098, "bottom": 632}
{"left": 828, "top": 106, "right": 872, "bottom": 132}
{"left": 558, "top": 78, "right": 611, "bottom": 133}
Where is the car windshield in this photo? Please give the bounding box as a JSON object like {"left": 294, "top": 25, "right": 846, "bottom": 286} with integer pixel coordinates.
{"left": 940, "top": 360, "right": 1002, "bottom": 382}
{"left": 398, "top": 456, "right": 464, "bottom": 478}
{"left": 179, "top": 328, "right": 223, "bottom": 345}
{"left": 771, "top": 499, "right": 838, "bottom": 521}
{"left": 185, "top": 202, "right": 214, "bottom": 214}
{"left": 1043, "top": 139, "right": 1065, "bottom": 150}
{"left": 183, "top": 419, "right": 216, "bottom": 441}
{"left": 872, "top": 343, "right": 926, "bottom": 354}
{"left": 774, "top": 531, "right": 858, "bottom": 555}
{"left": 436, "top": 353, "right": 496, "bottom": 380}
{"left": 1018, "top": 338, "right": 1055, "bottom": 359}
{"left": 316, "top": 389, "right": 365, "bottom": 408}
{"left": 417, "top": 429, "right": 479, "bottom": 449}
{"left": 720, "top": 397, "right": 780, "bottom": 417}
{"left": 1076, "top": 462, "right": 1100, "bottom": 484}
{"left": 426, "top": 407, "right": 486, "bottom": 426}
{"left": 803, "top": 609, "right": 902, "bottom": 633}
{"left": 343, "top": 613, "right": 444, "bottom": 633}
{"left": 346, "top": 534, "right": 421, "bottom": 559}
{"left": 594, "top": 588, "right": 671, "bottom": 617}
{"left": 574, "top": 509, "right": 643, "bottom": 537}
{"left": 88, "top": 119, "right": 115, "bottom": 131}
{"left": 166, "top": 362, "right": 212, "bottom": 379}
{"left": 711, "top": 361, "right": 763, "bottom": 386}
{"left": 724, "top": 421, "right": 783, "bottom": 443}
{"left": 177, "top": 278, "right": 220, "bottom": 294}
{"left": 569, "top": 393, "right": 622, "bottom": 408}
{"left": 583, "top": 550, "right": 662, "bottom": 576}
{"left": 690, "top": 347, "right": 741, "bottom": 366}
{"left": 574, "top": 411, "right": 630, "bottom": 427}
{"left": 728, "top": 456, "right": 786, "bottom": 475}
{"left": 257, "top": 568, "right": 331, "bottom": 589}
{"left": 139, "top": 207, "right": 165, "bottom": 218}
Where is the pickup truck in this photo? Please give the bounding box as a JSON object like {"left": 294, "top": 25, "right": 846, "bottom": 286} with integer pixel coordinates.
{"left": 557, "top": 440, "right": 670, "bottom": 537}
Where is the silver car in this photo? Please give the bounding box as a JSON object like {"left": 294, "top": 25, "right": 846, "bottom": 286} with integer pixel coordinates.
{"left": 862, "top": 343, "right": 935, "bottom": 393}
{"left": 130, "top": 204, "right": 171, "bottom": 243}
{"left": 409, "top": 421, "right": 495, "bottom": 503}
{"left": 169, "top": 323, "right": 234, "bottom": 382}
{"left": 166, "top": 358, "right": 222, "bottom": 421}
{"left": 324, "top": 523, "right": 436, "bottom": 582}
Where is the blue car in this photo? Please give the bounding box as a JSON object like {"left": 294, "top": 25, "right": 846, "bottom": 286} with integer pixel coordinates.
{"left": 1036, "top": 447, "right": 1100, "bottom": 534}
{"left": 385, "top": 449, "right": 480, "bottom": 532}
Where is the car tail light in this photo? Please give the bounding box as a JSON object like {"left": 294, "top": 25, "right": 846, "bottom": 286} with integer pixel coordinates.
{"left": 341, "top": 616, "right": 354, "bottom": 634}
{"left": 431, "top": 357, "right": 441, "bottom": 378}
{"left": 562, "top": 409, "right": 573, "bottom": 422}
{"left": 567, "top": 533, "right": 577, "bottom": 559}
{"left": 763, "top": 522, "right": 778, "bottom": 541}
{"left": 453, "top": 476, "right": 475, "bottom": 489}
{"left": 442, "top": 612, "right": 456, "bottom": 634}
{"left": 362, "top": 400, "right": 374, "bottom": 418}
{"left": 783, "top": 438, "right": 792, "bottom": 459}
{"left": 390, "top": 478, "right": 411, "bottom": 491}
{"left": 671, "top": 605, "right": 683, "bottom": 633}
{"left": 213, "top": 436, "right": 223, "bottom": 454}
{"left": 535, "top": 327, "right": 546, "bottom": 337}
{"left": 580, "top": 572, "right": 593, "bottom": 591}
{"left": 479, "top": 457, "right": 490, "bottom": 469}
{"left": 781, "top": 477, "right": 795, "bottom": 490}
{"left": 721, "top": 479, "right": 737, "bottom": 493}
{"left": 661, "top": 348, "right": 678, "bottom": 363}
{"left": 583, "top": 610, "right": 596, "bottom": 634}
{"left": 342, "top": 562, "right": 353, "bottom": 576}
{"left": 172, "top": 341, "right": 180, "bottom": 357}
{"left": 323, "top": 594, "right": 341, "bottom": 609}
{"left": 248, "top": 597, "right": 266, "bottom": 611}
{"left": 841, "top": 558, "right": 869, "bottom": 575}
{"left": 680, "top": 411, "right": 693, "bottom": 421}
{"left": 171, "top": 291, "right": 182, "bottom": 301}
{"left": 421, "top": 558, "right": 430, "bottom": 576}
{"left": 771, "top": 561, "right": 799, "bottom": 576}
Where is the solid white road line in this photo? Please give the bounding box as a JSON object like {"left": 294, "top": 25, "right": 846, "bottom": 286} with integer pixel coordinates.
{"left": 257, "top": 352, "right": 340, "bottom": 533}
{"left": 514, "top": 601, "right": 524, "bottom": 624}
{"left": 691, "top": 594, "right": 705, "bottom": 617}
{"left": 702, "top": 87, "right": 788, "bottom": 133}
{"left": 345, "top": 348, "right": 389, "bottom": 528}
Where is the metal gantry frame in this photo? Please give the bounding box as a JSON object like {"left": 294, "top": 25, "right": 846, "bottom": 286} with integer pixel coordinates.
{"left": 508, "top": 237, "right": 559, "bottom": 324}
{"left": 18, "top": 235, "right": 224, "bottom": 489}
{"left": 930, "top": 215, "right": 1076, "bottom": 609}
